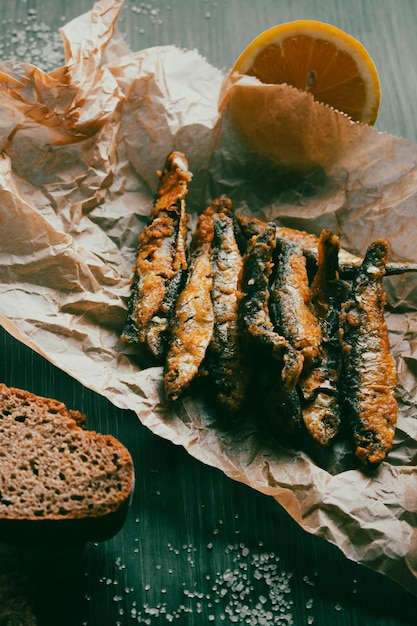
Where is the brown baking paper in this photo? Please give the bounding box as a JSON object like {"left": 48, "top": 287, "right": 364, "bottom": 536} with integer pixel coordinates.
{"left": 1, "top": 0, "right": 417, "bottom": 595}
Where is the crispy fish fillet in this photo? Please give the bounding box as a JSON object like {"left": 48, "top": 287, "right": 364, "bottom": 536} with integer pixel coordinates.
{"left": 339, "top": 239, "right": 398, "bottom": 466}
{"left": 121, "top": 151, "right": 191, "bottom": 358}
{"left": 239, "top": 222, "right": 303, "bottom": 391}
{"left": 236, "top": 213, "right": 417, "bottom": 278}
{"left": 164, "top": 204, "right": 216, "bottom": 402}
{"left": 270, "top": 237, "right": 322, "bottom": 365}
{"left": 208, "top": 202, "right": 248, "bottom": 413}
{"left": 300, "top": 230, "right": 343, "bottom": 445}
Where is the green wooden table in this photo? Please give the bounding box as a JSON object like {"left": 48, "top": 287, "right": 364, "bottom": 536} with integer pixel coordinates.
{"left": 1, "top": 1, "right": 417, "bottom": 624}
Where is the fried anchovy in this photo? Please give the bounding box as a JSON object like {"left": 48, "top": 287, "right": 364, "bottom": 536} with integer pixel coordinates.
{"left": 300, "top": 230, "right": 343, "bottom": 445}
{"left": 339, "top": 239, "right": 398, "bottom": 466}
{"left": 239, "top": 222, "right": 303, "bottom": 391}
{"left": 270, "top": 237, "right": 322, "bottom": 365}
{"left": 207, "top": 203, "right": 248, "bottom": 413}
{"left": 121, "top": 151, "right": 191, "bottom": 358}
{"left": 236, "top": 214, "right": 417, "bottom": 278}
{"left": 164, "top": 204, "right": 216, "bottom": 402}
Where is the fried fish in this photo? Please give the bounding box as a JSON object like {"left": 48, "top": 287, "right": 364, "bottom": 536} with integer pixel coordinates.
{"left": 239, "top": 222, "right": 304, "bottom": 391}
{"left": 270, "top": 237, "right": 322, "bottom": 365}
{"left": 164, "top": 203, "right": 216, "bottom": 402}
{"left": 339, "top": 239, "right": 398, "bottom": 466}
{"left": 121, "top": 151, "right": 191, "bottom": 358}
{"left": 236, "top": 213, "right": 417, "bottom": 278}
{"left": 208, "top": 202, "right": 249, "bottom": 413}
{"left": 300, "top": 230, "right": 343, "bottom": 446}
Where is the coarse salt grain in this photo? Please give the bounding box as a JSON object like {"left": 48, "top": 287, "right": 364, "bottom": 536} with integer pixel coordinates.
{"left": 1, "top": 13, "right": 65, "bottom": 72}
{"left": 100, "top": 538, "right": 300, "bottom": 624}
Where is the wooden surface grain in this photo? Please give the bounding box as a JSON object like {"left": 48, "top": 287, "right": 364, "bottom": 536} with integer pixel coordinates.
{"left": 1, "top": 1, "right": 417, "bottom": 624}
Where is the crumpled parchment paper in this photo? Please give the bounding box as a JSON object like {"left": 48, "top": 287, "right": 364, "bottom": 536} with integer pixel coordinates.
{"left": 1, "top": 0, "right": 417, "bottom": 595}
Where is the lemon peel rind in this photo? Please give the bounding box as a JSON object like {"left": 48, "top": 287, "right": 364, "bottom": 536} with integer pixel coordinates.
{"left": 232, "top": 20, "right": 381, "bottom": 125}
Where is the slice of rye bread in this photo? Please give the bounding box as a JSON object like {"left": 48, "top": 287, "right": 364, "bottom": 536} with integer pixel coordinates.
{"left": 0, "top": 383, "right": 134, "bottom": 548}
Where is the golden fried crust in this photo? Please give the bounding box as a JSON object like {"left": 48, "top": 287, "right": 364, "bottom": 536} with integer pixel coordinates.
{"left": 339, "top": 240, "right": 398, "bottom": 466}
{"left": 153, "top": 151, "right": 192, "bottom": 210}
{"left": 121, "top": 152, "right": 191, "bottom": 357}
{"left": 271, "top": 238, "right": 322, "bottom": 364}
{"left": 240, "top": 223, "right": 303, "bottom": 391}
{"left": 236, "top": 214, "right": 417, "bottom": 278}
{"left": 299, "top": 230, "right": 343, "bottom": 446}
{"left": 164, "top": 205, "right": 216, "bottom": 402}
{"left": 208, "top": 207, "right": 248, "bottom": 413}
{"left": 134, "top": 219, "right": 178, "bottom": 329}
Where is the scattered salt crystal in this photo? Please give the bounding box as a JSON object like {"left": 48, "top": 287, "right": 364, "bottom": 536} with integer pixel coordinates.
{"left": 1, "top": 15, "right": 65, "bottom": 73}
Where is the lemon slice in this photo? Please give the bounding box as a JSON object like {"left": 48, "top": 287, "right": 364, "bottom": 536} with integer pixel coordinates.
{"left": 231, "top": 20, "right": 380, "bottom": 125}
